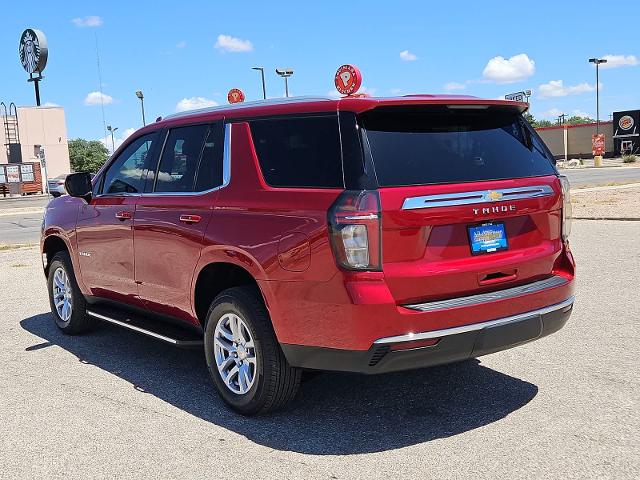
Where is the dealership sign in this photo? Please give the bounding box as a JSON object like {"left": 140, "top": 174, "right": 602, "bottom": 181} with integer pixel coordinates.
{"left": 505, "top": 90, "right": 531, "bottom": 103}
{"left": 19, "top": 29, "right": 48, "bottom": 74}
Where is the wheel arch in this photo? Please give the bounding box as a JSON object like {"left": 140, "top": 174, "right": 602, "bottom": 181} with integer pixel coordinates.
{"left": 42, "top": 234, "right": 70, "bottom": 276}
{"left": 193, "top": 261, "right": 271, "bottom": 329}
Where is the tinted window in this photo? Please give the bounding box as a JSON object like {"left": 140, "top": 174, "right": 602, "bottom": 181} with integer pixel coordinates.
{"left": 102, "top": 132, "right": 158, "bottom": 194}
{"left": 360, "top": 107, "right": 556, "bottom": 187}
{"left": 250, "top": 116, "right": 343, "bottom": 188}
{"left": 194, "top": 123, "right": 224, "bottom": 191}
{"left": 155, "top": 125, "right": 208, "bottom": 193}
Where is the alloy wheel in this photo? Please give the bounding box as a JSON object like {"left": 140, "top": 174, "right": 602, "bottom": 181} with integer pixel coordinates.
{"left": 52, "top": 267, "right": 72, "bottom": 322}
{"left": 213, "top": 313, "right": 257, "bottom": 395}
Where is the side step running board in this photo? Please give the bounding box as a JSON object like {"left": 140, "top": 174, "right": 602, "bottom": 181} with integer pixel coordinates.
{"left": 87, "top": 309, "right": 204, "bottom": 348}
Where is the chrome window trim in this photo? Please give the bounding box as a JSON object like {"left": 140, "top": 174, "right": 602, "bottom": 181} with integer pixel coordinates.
{"left": 402, "top": 275, "right": 568, "bottom": 312}
{"left": 136, "top": 123, "right": 232, "bottom": 198}
{"left": 374, "top": 296, "right": 574, "bottom": 345}
{"left": 401, "top": 184, "right": 554, "bottom": 210}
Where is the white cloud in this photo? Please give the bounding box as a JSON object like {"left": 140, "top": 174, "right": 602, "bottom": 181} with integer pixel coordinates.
{"left": 538, "top": 108, "right": 564, "bottom": 120}
{"left": 72, "top": 16, "right": 103, "bottom": 27}
{"left": 100, "top": 127, "right": 135, "bottom": 153}
{"left": 599, "top": 54, "right": 638, "bottom": 69}
{"left": 390, "top": 88, "right": 403, "bottom": 95}
{"left": 443, "top": 82, "right": 466, "bottom": 92}
{"left": 538, "top": 80, "right": 595, "bottom": 98}
{"left": 482, "top": 53, "right": 535, "bottom": 84}
{"left": 215, "top": 34, "right": 253, "bottom": 53}
{"left": 570, "top": 109, "right": 594, "bottom": 119}
{"left": 84, "top": 91, "right": 113, "bottom": 106}
{"left": 42, "top": 102, "right": 60, "bottom": 107}
{"left": 175, "top": 97, "right": 219, "bottom": 112}
{"left": 399, "top": 50, "right": 418, "bottom": 61}
{"left": 176, "top": 40, "right": 187, "bottom": 49}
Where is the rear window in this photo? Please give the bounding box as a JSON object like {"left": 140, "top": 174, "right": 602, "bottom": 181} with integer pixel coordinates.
{"left": 360, "top": 107, "right": 556, "bottom": 187}
{"left": 249, "top": 116, "right": 343, "bottom": 188}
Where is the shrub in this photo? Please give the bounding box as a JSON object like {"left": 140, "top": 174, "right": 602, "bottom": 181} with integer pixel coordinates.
{"left": 622, "top": 154, "right": 637, "bottom": 163}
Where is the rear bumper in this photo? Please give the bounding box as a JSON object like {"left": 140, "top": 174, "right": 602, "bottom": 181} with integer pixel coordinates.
{"left": 281, "top": 296, "right": 574, "bottom": 374}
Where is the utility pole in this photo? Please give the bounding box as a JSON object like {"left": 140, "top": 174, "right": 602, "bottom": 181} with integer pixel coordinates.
{"left": 588, "top": 58, "right": 607, "bottom": 134}
{"left": 252, "top": 67, "right": 267, "bottom": 99}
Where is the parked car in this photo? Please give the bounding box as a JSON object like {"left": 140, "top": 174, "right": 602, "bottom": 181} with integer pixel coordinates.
{"left": 41, "top": 95, "right": 575, "bottom": 415}
{"left": 47, "top": 174, "right": 68, "bottom": 197}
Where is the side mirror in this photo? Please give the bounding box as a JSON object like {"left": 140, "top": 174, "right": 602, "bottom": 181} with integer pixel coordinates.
{"left": 64, "top": 172, "right": 92, "bottom": 201}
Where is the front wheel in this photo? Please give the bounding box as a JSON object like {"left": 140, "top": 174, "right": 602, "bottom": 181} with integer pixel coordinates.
{"left": 47, "top": 251, "right": 95, "bottom": 334}
{"left": 204, "top": 286, "right": 301, "bottom": 415}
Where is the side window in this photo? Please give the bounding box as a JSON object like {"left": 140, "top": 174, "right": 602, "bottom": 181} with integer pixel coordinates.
{"left": 194, "top": 123, "right": 224, "bottom": 191}
{"left": 249, "top": 116, "right": 343, "bottom": 188}
{"left": 154, "top": 125, "right": 208, "bottom": 193}
{"left": 102, "top": 132, "right": 158, "bottom": 194}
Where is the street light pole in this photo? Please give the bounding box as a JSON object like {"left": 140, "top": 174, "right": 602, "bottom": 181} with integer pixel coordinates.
{"left": 275, "top": 68, "right": 294, "bottom": 98}
{"left": 106, "top": 125, "right": 118, "bottom": 153}
{"left": 252, "top": 67, "right": 267, "bottom": 99}
{"left": 588, "top": 58, "right": 607, "bottom": 135}
{"left": 135, "top": 90, "right": 146, "bottom": 126}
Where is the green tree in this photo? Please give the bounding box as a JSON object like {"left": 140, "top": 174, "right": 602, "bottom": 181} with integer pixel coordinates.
{"left": 535, "top": 119, "right": 554, "bottom": 128}
{"left": 68, "top": 139, "right": 109, "bottom": 173}
{"left": 565, "top": 115, "right": 596, "bottom": 126}
{"left": 523, "top": 112, "right": 553, "bottom": 128}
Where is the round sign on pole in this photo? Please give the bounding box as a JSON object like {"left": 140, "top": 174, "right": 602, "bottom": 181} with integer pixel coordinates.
{"left": 19, "top": 29, "right": 48, "bottom": 75}
{"left": 334, "top": 64, "right": 362, "bottom": 96}
{"left": 228, "top": 88, "right": 245, "bottom": 104}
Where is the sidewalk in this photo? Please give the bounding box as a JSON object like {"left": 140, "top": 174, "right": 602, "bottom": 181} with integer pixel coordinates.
{"left": 572, "top": 184, "right": 640, "bottom": 220}
{"left": 558, "top": 156, "right": 640, "bottom": 170}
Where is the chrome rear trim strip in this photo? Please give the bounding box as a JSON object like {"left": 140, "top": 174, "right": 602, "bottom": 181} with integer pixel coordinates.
{"left": 402, "top": 275, "right": 568, "bottom": 312}
{"left": 401, "top": 184, "right": 554, "bottom": 210}
{"left": 374, "top": 296, "right": 574, "bottom": 345}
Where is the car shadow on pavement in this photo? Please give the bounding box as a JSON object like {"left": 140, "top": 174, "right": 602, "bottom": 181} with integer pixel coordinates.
{"left": 21, "top": 313, "right": 538, "bottom": 455}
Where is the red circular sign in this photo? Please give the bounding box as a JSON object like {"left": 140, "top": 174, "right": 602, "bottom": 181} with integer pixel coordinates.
{"left": 334, "top": 64, "right": 362, "bottom": 96}
{"left": 227, "top": 88, "right": 245, "bottom": 104}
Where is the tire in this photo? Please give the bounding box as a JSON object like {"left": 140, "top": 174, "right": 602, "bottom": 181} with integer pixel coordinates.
{"left": 204, "top": 286, "right": 301, "bottom": 415}
{"left": 47, "top": 251, "right": 96, "bottom": 334}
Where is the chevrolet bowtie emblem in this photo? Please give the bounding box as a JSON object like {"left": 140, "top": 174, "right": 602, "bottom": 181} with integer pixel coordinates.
{"left": 487, "top": 191, "right": 503, "bottom": 201}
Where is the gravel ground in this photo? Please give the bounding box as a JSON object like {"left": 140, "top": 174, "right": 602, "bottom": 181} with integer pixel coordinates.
{"left": 0, "top": 220, "right": 638, "bottom": 479}
{"left": 572, "top": 185, "right": 640, "bottom": 219}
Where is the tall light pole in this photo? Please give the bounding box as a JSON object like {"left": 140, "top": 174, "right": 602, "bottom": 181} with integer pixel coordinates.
{"left": 275, "top": 68, "right": 293, "bottom": 97}
{"left": 252, "top": 67, "right": 267, "bottom": 99}
{"left": 135, "top": 90, "right": 146, "bottom": 126}
{"left": 588, "top": 58, "right": 607, "bottom": 134}
{"left": 106, "top": 125, "right": 118, "bottom": 153}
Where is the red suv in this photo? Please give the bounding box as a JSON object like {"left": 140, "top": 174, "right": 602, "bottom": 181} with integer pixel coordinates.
{"left": 42, "top": 95, "right": 575, "bottom": 415}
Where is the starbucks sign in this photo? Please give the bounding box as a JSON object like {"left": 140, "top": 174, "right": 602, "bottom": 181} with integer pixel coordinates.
{"left": 19, "top": 29, "right": 48, "bottom": 75}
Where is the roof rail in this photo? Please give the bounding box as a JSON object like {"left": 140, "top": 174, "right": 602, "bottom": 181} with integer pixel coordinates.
{"left": 163, "top": 96, "right": 335, "bottom": 120}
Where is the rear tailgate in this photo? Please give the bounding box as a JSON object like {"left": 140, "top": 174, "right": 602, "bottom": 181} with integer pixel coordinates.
{"left": 359, "top": 104, "right": 562, "bottom": 305}
{"left": 379, "top": 175, "right": 562, "bottom": 304}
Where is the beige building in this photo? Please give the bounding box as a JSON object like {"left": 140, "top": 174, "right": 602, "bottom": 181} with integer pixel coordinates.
{"left": 0, "top": 105, "right": 71, "bottom": 179}
{"left": 536, "top": 120, "right": 616, "bottom": 160}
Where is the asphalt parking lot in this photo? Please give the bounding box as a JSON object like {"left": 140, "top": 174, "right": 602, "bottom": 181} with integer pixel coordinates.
{"left": 0, "top": 220, "right": 638, "bottom": 479}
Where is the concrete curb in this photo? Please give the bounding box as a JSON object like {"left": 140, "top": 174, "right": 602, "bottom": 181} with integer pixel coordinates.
{"left": 572, "top": 182, "right": 640, "bottom": 193}
{"left": 574, "top": 217, "right": 640, "bottom": 221}
{"left": 0, "top": 207, "right": 44, "bottom": 217}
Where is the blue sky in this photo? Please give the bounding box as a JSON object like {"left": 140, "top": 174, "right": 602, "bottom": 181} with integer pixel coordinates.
{"left": 2, "top": 0, "right": 639, "bottom": 149}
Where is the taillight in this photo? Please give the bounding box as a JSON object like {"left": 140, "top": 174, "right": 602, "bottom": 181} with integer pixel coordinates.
{"left": 328, "top": 190, "right": 382, "bottom": 271}
{"left": 559, "top": 175, "right": 572, "bottom": 241}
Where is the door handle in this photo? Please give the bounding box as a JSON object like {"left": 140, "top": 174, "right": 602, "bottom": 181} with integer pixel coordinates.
{"left": 115, "top": 211, "right": 132, "bottom": 221}
{"left": 179, "top": 214, "right": 202, "bottom": 224}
